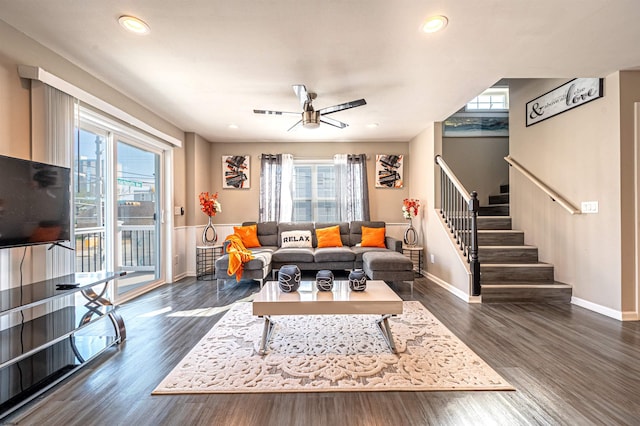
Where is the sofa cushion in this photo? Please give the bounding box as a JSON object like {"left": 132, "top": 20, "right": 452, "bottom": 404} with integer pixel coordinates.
{"left": 278, "top": 222, "right": 316, "bottom": 246}
{"left": 315, "top": 222, "right": 350, "bottom": 246}
{"left": 272, "top": 247, "right": 315, "bottom": 263}
{"left": 233, "top": 224, "right": 261, "bottom": 248}
{"left": 349, "top": 221, "right": 386, "bottom": 246}
{"left": 281, "top": 230, "right": 313, "bottom": 248}
{"left": 316, "top": 225, "right": 343, "bottom": 248}
{"left": 361, "top": 226, "right": 386, "bottom": 248}
{"left": 314, "top": 247, "right": 356, "bottom": 263}
{"left": 351, "top": 246, "right": 391, "bottom": 263}
{"left": 243, "top": 221, "right": 278, "bottom": 247}
{"left": 362, "top": 251, "right": 413, "bottom": 272}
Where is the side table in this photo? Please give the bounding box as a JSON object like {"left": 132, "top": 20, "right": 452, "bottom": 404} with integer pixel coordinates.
{"left": 196, "top": 244, "right": 223, "bottom": 280}
{"left": 402, "top": 245, "right": 424, "bottom": 276}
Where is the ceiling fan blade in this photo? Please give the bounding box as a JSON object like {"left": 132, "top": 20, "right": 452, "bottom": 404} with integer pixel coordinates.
{"left": 320, "top": 116, "right": 348, "bottom": 129}
{"left": 287, "top": 119, "right": 302, "bottom": 131}
{"left": 254, "top": 109, "right": 299, "bottom": 116}
{"left": 318, "top": 98, "right": 367, "bottom": 116}
{"left": 293, "top": 85, "right": 310, "bottom": 107}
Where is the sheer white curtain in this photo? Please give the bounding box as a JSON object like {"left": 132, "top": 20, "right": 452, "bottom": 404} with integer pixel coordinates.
{"left": 259, "top": 153, "right": 294, "bottom": 222}
{"left": 334, "top": 154, "right": 370, "bottom": 221}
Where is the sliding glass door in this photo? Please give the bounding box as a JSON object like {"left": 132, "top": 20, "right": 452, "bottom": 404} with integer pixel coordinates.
{"left": 115, "top": 139, "right": 161, "bottom": 295}
{"left": 74, "top": 108, "right": 165, "bottom": 300}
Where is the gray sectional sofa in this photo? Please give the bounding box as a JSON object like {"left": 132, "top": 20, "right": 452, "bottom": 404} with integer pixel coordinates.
{"left": 214, "top": 221, "right": 415, "bottom": 292}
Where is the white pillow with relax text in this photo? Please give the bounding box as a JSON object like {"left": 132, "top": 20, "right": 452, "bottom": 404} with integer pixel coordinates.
{"left": 280, "top": 230, "right": 312, "bottom": 248}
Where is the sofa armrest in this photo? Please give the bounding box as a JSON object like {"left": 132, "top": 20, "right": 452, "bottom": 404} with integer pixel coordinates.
{"left": 385, "top": 236, "right": 402, "bottom": 253}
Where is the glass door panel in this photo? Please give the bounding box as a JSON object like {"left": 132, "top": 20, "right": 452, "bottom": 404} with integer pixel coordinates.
{"left": 115, "top": 140, "right": 161, "bottom": 296}
{"left": 74, "top": 127, "right": 106, "bottom": 272}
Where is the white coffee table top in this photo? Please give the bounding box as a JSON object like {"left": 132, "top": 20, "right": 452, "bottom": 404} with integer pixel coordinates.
{"left": 253, "top": 280, "right": 403, "bottom": 316}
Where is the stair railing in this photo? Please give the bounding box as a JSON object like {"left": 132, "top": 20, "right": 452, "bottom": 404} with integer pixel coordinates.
{"left": 434, "top": 155, "right": 481, "bottom": 296}
{"left": 504, "top": 156, "right": 581, "bottom": 215}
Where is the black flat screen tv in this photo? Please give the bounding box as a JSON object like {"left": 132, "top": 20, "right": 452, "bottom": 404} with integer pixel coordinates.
{"left": 0, "top": 154, "right": 71, "bottom": 249}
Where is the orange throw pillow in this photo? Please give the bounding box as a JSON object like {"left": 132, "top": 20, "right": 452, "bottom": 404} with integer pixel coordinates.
{"left": 361, "top": 226, "right": 386, "bottom": 248}
{"left": 233, "top": 224, "right": 261, "bottom": 248}
{"left": 316, "top": 225, "right": 343, "bottom": 248}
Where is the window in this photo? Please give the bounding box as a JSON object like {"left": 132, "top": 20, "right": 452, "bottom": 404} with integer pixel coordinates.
{"left": 292, "top": 161, "right": 337, "bottom": 222}
{"left": 466, "top": 87, "right": 509, "bottom": 111}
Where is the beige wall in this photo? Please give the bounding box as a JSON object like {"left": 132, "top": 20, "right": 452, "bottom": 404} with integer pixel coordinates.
{"left": 409, "top": 124, "right": 473, "bottom": 297}
{"left": 442, "top": 136, "right": 509, "bottom": 206}
{"left": 617, "top": 71, "right": 640, "bottom": 313}
{"left": 205, "top": 141, "right": 410, "bottom": 225}
{"left": 509, "top": 74, "right": 632, "bottom": 312}
{"left": 0, "top": 50, "right": 31, "bottom": 159}
{"left": 185, "top": 133, "right": 213, "bottom": 226}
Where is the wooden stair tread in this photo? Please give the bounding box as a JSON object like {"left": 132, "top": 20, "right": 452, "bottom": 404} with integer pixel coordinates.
{"left": 478, "top": 229, "right": 523, "bottom": 233}
{"left": 482, "top": 282, "right": 571, "bottom": 288}
{"left": 479, "top": 245, "right": 536, "bottom": 249}
{"left": 481, "top": 262, "right": 552, "bottom": 267}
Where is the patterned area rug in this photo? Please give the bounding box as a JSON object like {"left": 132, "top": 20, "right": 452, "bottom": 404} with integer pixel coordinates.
{"left": 153, "top": 301, "right": 513, "bottom": 393}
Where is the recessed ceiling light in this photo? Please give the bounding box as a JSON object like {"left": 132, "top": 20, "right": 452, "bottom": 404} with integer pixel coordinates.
{"left": 421, "top": 15, "right": 448, "bottom": 33}
{"left": 228, "top": 124, "right": 239, "bottom": 130}
{"left": 366, "top": 123, "right": 379, "bottom": 129}
{"left": 118, "top": 15, "right": 150, "bottom": 35}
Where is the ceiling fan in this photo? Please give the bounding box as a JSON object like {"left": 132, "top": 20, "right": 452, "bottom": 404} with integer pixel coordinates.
{"left": 253, "top": 84, "right": 366, "bottom": 131}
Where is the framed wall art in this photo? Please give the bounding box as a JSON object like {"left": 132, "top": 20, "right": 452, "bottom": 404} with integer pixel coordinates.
{"left": 526, "top": 78, "right": 603, "bottom": 126}
{"left": 375, "top": 154, "right": 404, "bottom": 188}
{"left": 443, "top": 113, "right": 509, "bottom": 137}
{"left": 222, "top": 155, "right": 250, "bottom": 189}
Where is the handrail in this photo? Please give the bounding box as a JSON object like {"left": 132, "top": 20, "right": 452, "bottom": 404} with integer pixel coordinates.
{"left": 434, "top": 155, "right": 481, "bottom": 296}
{"left": 435, "top": 155, "right": 472, "bottom": 202}
{"left": 504, "top": 156, "right": 581, "bottom": 215}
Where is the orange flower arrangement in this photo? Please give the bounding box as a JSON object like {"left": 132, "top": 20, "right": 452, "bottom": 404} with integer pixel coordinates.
{"left": 199, "top": 191, "right": 222, "bottom": 217}
{"left": 402, "top": 198, "right": 420, "bottom": 219}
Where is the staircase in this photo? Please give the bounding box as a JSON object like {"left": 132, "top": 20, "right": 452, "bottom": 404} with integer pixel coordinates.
{"left": 477, "top": 184, "right": 572, "bottom": 303}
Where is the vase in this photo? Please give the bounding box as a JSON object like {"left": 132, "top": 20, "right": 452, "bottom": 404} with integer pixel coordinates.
{"left": 202, "top": 216, "right": 217, "bottom": 245}
{"left": 404, "top": 218, "right": 417, "bottom": 247}
{"left": 316, "top": 270, "right": 334, "bottom": 291}
{"left": 278, "top": 265, "right": 301, "bottom": 292}
{"left": 348, "top": 268, "right": 367, "bottom": 291}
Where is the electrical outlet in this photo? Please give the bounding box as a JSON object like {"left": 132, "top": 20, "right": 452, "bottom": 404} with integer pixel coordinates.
{"left": 430, "top": 254, "right": 435, "bottom": 264}
{"left": 581, "top": 201, "right": 599, "bottom": 214}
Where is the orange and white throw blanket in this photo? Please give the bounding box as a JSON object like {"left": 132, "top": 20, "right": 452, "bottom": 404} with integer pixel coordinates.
{"left": 225, "top": 234, "right": 254, "bottom": 281}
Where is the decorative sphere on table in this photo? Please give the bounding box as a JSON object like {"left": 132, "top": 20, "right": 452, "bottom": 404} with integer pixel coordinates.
{"left": 315, "top": 270, "right": 334, "bottom": 291}
{"left": 348, "top": 268, "right": 367, "bottom": 291}
{"left": 278, "top": 265, "right": 301, "bottom": 292}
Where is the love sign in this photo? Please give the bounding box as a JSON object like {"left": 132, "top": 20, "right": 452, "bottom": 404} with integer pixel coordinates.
{"left": 526, "top": 78, "right": 603, "bottom": 127}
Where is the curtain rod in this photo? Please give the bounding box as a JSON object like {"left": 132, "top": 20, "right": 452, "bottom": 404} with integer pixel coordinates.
{"left": 257, "top": 154, "right": 370, "bottom": 160}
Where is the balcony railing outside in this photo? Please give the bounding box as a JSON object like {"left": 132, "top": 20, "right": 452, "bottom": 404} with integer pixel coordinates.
{"left": 74, "top": 225, "right": 155, "bottom": 273}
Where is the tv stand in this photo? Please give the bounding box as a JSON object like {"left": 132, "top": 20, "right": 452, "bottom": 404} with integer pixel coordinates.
{"left": 0, "top": 271, "right": 126, "bottom": 420}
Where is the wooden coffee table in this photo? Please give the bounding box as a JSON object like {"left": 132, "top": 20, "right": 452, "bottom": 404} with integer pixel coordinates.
{"left": 253, "top": 280, "right": 403, "bottom": 354}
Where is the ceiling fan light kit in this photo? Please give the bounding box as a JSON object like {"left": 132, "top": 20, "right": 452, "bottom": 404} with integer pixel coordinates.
{"left": 254, "top": 84, "right": 366, "bottom": 131}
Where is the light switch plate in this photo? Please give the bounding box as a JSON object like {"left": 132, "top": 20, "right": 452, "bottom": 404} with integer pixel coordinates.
{"left": 581, "top": 201, "right": 598, "bottom": 214}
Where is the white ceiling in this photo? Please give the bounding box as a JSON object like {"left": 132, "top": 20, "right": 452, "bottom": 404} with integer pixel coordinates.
{"left": 1, "top": 0, "right": 640, "bottom": 143}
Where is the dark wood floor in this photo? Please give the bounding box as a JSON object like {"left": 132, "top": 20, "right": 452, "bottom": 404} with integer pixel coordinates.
{"left": 3, "top": 276, "right": 640, "bottom": 426}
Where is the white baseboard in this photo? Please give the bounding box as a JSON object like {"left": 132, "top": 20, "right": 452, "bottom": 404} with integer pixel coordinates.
{"left": 425, "top": 272, "right": 479, "bottom": 303}
{"left": 172, "top": 272, "right": 188, "bottom": 282}
{"left": 571, "top": 296, "right": 638, "bottom": 321}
